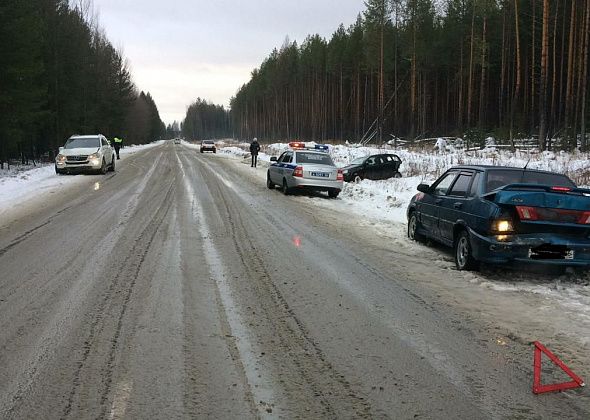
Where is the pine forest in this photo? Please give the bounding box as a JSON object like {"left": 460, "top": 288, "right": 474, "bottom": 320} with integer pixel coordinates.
{"left": 0, "top": 0, "right": 166, "bottom": 168}
{"left": 229, "top": 0, "right": 590, "bottom": 150}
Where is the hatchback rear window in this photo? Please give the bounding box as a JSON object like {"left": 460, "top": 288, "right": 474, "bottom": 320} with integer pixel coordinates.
{"left": 64, "top": 137, "right": 100, "bottom": 149}
{"left": 296, "top": 152, "right": 334, "bottom": 165}
{"left": 485, "top": 170, "right": 575, "bottom": 192}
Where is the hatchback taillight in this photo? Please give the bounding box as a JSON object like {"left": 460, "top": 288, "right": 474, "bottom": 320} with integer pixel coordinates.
{"left": 293, "top": 166, "right": 303, "bottom": 177}
{"left": 337, "top": 169, "right": 343, "bottom": 181}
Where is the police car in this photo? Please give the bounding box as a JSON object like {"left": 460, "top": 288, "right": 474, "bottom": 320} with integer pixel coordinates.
{"left": 267, "top": 142, "right": 343, "bottom": 198}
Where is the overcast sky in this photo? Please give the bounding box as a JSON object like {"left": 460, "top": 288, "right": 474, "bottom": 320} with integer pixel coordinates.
{"left": 93, "top": 0, "right": 365, "bottom": 125}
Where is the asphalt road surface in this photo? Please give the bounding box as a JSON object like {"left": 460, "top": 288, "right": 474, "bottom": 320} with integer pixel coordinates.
{"left": 1, "top": 142, "right": 588, "bottom": 419}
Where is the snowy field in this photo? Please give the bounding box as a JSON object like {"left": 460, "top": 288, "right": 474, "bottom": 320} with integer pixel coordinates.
{"left": 1, "top": 139, "right": 589, "bottom": 346}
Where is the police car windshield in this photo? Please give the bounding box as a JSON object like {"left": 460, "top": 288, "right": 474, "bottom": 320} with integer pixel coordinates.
{"left": 296, "top": 152, "right": 334, "bottom": 165}
{"left": 64, "top": 137, "right": 100, "bottom": 149}
{"left": 203, "top": 140, "right": 214, "bottom": 144}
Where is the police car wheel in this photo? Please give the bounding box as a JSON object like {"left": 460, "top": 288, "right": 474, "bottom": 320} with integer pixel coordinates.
{"left": 266, "top": 174, "right": 274, "bottom": 189}
{"left": 282, "top": 179, "right": 290, "bottom": 195}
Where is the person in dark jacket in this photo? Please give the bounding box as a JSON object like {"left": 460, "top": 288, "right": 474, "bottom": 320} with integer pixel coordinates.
{"left": 250, "top": 137, "right": 261, "bottom": 167}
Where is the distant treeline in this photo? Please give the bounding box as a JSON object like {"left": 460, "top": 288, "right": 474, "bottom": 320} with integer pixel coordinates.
{"left": 0, "top": 0, "right": 165, "bottom": 168}
{"left": 230, "top": 0, "right": 590, "bottom": 150}
{"left": 181, "top": 98, "right": 231, "bottom": 140}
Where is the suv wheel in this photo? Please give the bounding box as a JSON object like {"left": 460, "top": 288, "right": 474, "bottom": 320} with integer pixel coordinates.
{"left": 100, "top": 158, "right": 107, "bottom": 175}
{"left": 393, "top": 171, "right": 402, "bottom": 178}
{"left": 109, "top": 155, "right": 116, "bottom": 172}
{"left": 454, "top": 230, "right": 478, "bottom": 271}
{"left": 353, "top": 174, "right": 362, "bottom": 183}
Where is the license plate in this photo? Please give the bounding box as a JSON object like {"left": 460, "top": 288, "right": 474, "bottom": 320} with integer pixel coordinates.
{"left": 311, "top": 172, "right": 329, "bottom": 178}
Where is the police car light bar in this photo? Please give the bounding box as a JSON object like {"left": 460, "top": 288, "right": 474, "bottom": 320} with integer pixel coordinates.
{"left": 314, "top": 144, "right": 329, "bottom": 151}
{"left": 288, "top": 141, "right": 306, "bottom": 149}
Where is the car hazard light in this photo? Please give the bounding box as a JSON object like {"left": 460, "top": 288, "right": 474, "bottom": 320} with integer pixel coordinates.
{"left": 578, "top": 211, "right": 590, "bottom": 224}
{"left": 516, "top": 206, "right": 539, "bottom": 221}
{"left": 337, "top": 169, "right": 343, "bottom": 181}
{"left": 293, "top": 166, "right": 303, "bottom": 177}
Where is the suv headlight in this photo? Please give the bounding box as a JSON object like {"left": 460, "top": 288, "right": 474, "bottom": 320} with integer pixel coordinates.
{"left": 56, "top": 154, "right": 66, "bottom": 162}
{"left": 88, "top": 153, "right": 100, "bottom": 159}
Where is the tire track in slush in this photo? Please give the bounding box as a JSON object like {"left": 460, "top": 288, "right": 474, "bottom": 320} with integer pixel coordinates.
{"left": 61, "top": 182, "right": 175, "bottom": 419}
{"left": 176, "top": 152, "right": 262, "bottom": 418}
{"left": 0, "top": 155, "right": 164, "bottom": 420}
{"left": 207, "top": 166, "right": 374, "bottom": 419}
{"left": 189, "top": 152, "right": 374, "bottom": 418}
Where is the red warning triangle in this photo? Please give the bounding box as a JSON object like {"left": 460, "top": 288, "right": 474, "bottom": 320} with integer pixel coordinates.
{"left": 533, "top": 341, "right": 585, "bottom": 394}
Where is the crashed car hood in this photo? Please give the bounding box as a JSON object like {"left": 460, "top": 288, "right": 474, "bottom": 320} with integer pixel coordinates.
{"left": 341, "top": 163, "right": 362, "bottom": 171}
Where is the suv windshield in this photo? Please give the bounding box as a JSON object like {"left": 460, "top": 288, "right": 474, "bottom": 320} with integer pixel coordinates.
{"left": 296, "top": 152, "right": 334, "bottom": 165}
{"left": 203, "top": 141, "right": 214, "bottom": 144}
{"left": 64, "top": 137, "right": 100, "bottom": 149}
{"left": 351, "top": 156, "right": 368, "bottom": 165}
{"left": 485, "top": 169, "right": 575, "bottom": 192}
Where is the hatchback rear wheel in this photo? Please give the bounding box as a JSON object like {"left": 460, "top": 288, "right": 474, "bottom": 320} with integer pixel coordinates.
{"left": 282, "top": 179, "right": 290, "bottom": 195}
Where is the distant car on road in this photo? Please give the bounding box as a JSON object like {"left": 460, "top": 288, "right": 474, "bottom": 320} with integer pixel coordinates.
{"left": 174, "top": 138, "right": 181, "bottom": 144}
{"left": 200, "top": 140, "right": 216, "bottom": 153}
{"left": 407, "top": 165, "right": 590, "bottom": 271}
{"left": 341, "top": 153, "right": 402, "bottom": 182}
{"left": 55, "top": 134, "right": 115, "bottom": 175}
{"left": 267, "top": 143, "right": 343, "bottom": 198}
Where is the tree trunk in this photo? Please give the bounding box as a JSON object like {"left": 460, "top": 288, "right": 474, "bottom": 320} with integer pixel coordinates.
{"left": 510, "top": 0, "right": 521, "bottom": 150}
{"left": 478, "top": 16, "right": 487, "bottom": 128}
{"left": 580, "top": 0, "right": 590, "bottom": 149}
{"left": 467, "top": 2, "right": 476, "bottom": 127}
{"left": 565, "top": 0, "right": 577, "bottom": 147}
{"left": 538, "top": 0, "right": 550, "bottom": 151}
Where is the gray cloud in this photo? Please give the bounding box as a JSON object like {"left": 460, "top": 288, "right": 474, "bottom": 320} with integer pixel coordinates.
{"left": 94, "top": 0, "right": 364, "bottom": 124}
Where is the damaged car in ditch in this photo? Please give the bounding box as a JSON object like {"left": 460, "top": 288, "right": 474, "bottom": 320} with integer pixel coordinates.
{"left": 407, "top": 165, "right": 590, "bottom": 271}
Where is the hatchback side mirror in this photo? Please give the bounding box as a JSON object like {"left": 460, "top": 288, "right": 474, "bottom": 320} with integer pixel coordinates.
{"left": 270, "top": 156, "right": 277, "bottom": 162}
{"left": 417, "top": 183, "right": 431, "bottom": 193}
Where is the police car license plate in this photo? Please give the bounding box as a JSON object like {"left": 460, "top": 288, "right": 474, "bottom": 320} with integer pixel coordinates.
{"left": 311, "top": 172, "right": 329, "bottom": 177}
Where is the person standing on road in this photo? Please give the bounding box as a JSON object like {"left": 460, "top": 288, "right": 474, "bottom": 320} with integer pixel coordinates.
{"left": 250, "top": 137, "right": 261, "bottom": 168}
{"left": 113, "top": 136, "right": 123, "bottom": 160}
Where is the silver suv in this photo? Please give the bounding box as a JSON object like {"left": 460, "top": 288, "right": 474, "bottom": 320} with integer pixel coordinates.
{"left": 267, "top": 146, "right": 343, "bottom": 198}
{"left": 55, "top": 134, "right": 116, "bottom": 174}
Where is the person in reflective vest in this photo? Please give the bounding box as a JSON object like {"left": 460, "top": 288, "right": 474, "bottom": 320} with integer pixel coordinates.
{"left": 113, "top": 137, "right": 123, "bottom": 160}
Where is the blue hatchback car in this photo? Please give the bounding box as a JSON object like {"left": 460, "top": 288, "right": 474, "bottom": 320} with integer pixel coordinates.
{"left": 407, "top": 165, "right": 590, "bottom": 270}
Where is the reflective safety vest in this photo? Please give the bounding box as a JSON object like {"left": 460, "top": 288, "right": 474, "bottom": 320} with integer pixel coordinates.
{"left": 114, "top": 137, "right": 123, "bottom": 144}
